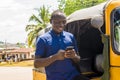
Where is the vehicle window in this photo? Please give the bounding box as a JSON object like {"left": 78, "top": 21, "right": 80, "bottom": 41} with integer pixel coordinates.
{"left": 113, "top": 8, "right": 120, "bottom": 53}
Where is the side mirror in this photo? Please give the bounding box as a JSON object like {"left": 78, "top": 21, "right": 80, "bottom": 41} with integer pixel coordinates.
{"left": 91, "top": 15, "right": 104, "bottom": 33}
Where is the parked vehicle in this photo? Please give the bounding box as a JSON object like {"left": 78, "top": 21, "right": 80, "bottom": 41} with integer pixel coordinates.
{"left": 33, "top": 0, "right": 120, "bottom": 80}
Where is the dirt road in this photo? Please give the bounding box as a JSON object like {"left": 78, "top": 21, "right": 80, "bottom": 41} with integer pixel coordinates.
{"left": 0, "top": 67, "right": 33, "bottom": 80}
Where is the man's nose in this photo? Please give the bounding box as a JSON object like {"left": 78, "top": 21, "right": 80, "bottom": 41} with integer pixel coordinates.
{"left": 59, "top": 22, "right": 65, "bottom": 26}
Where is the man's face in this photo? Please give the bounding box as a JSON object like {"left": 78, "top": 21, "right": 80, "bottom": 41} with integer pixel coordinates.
{"left": 51, "top": 14, "right": 66, "bottom": 34}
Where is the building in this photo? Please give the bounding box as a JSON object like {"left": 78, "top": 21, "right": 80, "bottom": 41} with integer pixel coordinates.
{"left": 0, "top": 48, "right": 34, "bottom": 62}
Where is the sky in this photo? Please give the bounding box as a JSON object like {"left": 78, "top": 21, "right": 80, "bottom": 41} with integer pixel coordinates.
{"left": 0, "top": 0, "right": 58, "bottom": 44}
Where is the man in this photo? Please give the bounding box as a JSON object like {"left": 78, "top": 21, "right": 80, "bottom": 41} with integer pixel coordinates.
{"left": 34, "top": 10, "right": 89, "bottom": 80}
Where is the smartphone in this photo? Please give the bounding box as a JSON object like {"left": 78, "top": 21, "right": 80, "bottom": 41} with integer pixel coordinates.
{"left": 66, "top": 46, "right": 74, "bottom": 51}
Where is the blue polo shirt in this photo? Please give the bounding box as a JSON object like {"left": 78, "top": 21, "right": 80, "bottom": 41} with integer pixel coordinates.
{"left": 35, "top": 29, "right": 79, "bottom": 80}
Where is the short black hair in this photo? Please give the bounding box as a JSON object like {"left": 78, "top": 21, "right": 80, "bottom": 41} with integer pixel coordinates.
{"left": 50, "top": 10, "right": 66, "bottom": 20}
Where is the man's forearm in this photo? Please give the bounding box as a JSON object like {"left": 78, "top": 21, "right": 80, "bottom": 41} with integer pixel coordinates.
{"left": 34, "top": 55, "right": 57, "bottom": 68}
{"left": 72, "top": 55, "right": 80, "bottom": 63}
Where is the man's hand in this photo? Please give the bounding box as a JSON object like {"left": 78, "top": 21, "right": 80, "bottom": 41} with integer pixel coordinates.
{"left": 64, "top": 49, "right": 76, "bottom": 59}
{"left": 53, "top": 50, "right": 65, "bottom": 60}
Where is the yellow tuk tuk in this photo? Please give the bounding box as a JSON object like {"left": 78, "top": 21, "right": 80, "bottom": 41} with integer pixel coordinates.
{"left": 33, "top": 0, "right": 120, "bottom": 80}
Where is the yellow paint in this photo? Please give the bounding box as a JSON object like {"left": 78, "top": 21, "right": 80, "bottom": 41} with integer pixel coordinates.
{"left": 105, "top": 1, "right": 120, "bottom": 80}
{"left": 110, "top": 67, "right": 120, "bottom": 80}
{"left": 105, "top": 0, "right": 120, "bottom": 66}
{"left": 33, "top": 70, "right": 46, "bottom": 80}
{"left": 91, "top": 78, "right": 100, "bottom": 80}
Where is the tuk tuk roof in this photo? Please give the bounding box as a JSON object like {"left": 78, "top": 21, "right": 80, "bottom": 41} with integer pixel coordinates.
{"left": 67, "top": 2, "right": 106, "bottom": 24}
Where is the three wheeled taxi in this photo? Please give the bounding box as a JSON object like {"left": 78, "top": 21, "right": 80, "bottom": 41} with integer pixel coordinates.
{"left": 33, "top": 0, "right": 120, "bottom": 80}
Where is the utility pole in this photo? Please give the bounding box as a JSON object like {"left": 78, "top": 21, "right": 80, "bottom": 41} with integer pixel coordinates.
{"left": 4, "top": 40, "right": 7, "bottom": 61}
{"left": 5, "top": 40, "right": 7, "bottom": 49}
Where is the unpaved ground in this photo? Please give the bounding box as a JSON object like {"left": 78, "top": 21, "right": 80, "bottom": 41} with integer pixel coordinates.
{"left": 0, "top": 67, "right": 33, "bottom": 80}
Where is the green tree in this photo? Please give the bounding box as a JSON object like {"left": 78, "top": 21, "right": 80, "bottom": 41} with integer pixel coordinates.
{"left": 58, "top": 0, "right": 106, "bottom": 15}
{"left": 16, "top": 42, "right": 25, "bottom": 48}
{"left": 26, "top": 5, "right": 50, "bottom": 47}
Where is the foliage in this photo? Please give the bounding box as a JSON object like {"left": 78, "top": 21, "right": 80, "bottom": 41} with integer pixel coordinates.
{"left": 0, "top": 41, "right": 4, "bottom": 44}
{"left": 16, "top": 42, "right": 25, "bottom": 48}
{"left": 58, "top": 0, "right": 106, "bottom": 15}
{"left": 26, "top": 5, "right": 50, "bottom": 47}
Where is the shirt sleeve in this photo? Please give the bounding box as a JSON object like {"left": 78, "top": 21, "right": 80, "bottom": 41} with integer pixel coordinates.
{"left": 35, "top": 37, "right": 46, "bottom": 57}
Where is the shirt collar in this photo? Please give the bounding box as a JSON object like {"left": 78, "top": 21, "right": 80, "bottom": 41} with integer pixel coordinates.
{"left": 50, "top": 29, "right": 65, "bottom": 37}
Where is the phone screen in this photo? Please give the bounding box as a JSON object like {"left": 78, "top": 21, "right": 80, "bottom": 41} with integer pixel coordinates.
{"left": 66, "top": 46, "right": 74, "bottom": 51}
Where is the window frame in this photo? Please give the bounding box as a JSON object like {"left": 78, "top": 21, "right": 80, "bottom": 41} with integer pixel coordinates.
{"left": 111, "top": 7, "right": 120, "bottom": 55}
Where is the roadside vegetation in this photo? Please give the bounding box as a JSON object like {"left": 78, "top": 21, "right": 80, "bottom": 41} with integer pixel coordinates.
{"left": 0, "top": 60, "right": 33, "bottom": 67}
